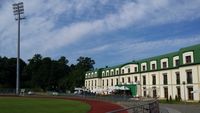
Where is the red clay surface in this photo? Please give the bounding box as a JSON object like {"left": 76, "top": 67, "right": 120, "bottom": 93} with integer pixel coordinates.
{"left": 67, "top": 97, "right": 127, "bottom": 113}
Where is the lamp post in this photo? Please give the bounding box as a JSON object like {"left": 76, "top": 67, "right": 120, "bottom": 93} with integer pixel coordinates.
{"left": 12, "top": 2, "right": 25, "bottom": 95}
{"left": 182, "top": 81, "right": 186, "bottom": 103}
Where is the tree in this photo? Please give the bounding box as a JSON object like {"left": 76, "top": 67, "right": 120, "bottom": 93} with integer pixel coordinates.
{"left": 0, "top": 57, "right": 26, "bottom": 88}
{"left": 67, "top": 57, "right": 95, "bottom": 90}
{"left": 0, "top": 54, "right": 95, "bottom": 92}
{"left": 22, "top": 54, "right": 43, "bottom": 89}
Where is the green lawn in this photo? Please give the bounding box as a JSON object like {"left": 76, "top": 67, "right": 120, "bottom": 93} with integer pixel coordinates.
{"left": 0, "top": 97, "right": 90, "bottom": 113}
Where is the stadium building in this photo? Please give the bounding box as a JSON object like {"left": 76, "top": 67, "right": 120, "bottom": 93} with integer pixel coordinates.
{"left": 84, "top": 44, "right": 200, "bottom": 101}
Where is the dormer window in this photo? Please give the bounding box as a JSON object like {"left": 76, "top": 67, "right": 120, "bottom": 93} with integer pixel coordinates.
{"left": 141, "top": 63, "right": 147, "bottom": 71}
{"left": 163, "top": 62, "right": 167, "bottom": 68}
{"left": 161, "top": 58, "right": 168, "bottom": 69}
{"left": 142, "top": 66, "right": 145, "bottom": 71}
{"left": 150, "top": 61, "right": 157, "bottom": 70}
{"left": 186, "top": 56, "right": 191, "bottom": 63}
{"left": 102, "top": 72, "right": 105, "bottom": 76}
{"left": 173, "top": 56, "right": 179, "bottom": 67}
{"left": 111, "top": 71, "right": 114, "bottom": 75}
{"left": 183, "top": 51, "right": 193, "bottom": 64}
{"left": 128, "top": 68, "right": 130, "bottom": 73}
{"left": 122, "top": 69, "right": 124, "bottom": 74}
{"left": 175, "top": 60, "right": 179, "bottom": 66}
{"left": 152, "top": 64, "right": 156, "bottom": 70}
{"left": 106, "top": 72, "right": 109, "bottom": 76}
{"left": 134, "top": 67, "right": 137, "bottom": 72}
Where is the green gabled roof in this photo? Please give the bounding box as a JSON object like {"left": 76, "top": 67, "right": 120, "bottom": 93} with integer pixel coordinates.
{"left": 103, "top": 60, "right": 139, "bottom": 70}
{"left": 86, "top": 69, "right": 98, "bottom": 73}
{"left": 101, "top": 63, "right": 124, "bottom": 71}
{"left": 85, "top": 43, "right": 200, "bottom": 79}
{"left": 137, "top": 51, "right": 179, "bottom": 63}
{"left": 120, "top": 61, "right": 138, "bottom": 67}
{"left": 136, "top": 44, "right": 200, "bottom": 63}
{"left": 180, "top": 43, "right": 200, "bottom": 52}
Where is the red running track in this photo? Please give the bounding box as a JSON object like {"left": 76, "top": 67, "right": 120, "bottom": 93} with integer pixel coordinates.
{"left": 67, "top": 97, "right": 127, "bottom": 113}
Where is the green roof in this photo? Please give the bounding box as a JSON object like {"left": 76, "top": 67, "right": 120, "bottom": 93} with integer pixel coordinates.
{"left": 85, "top": 43, "right": 200, "bottom": 79}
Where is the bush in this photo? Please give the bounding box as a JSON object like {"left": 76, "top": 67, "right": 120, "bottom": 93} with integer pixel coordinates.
{"left": 166, "top": 97, "right": 169, "bottom": 102}
{"left": 178, "top": 95, "right": 181, "bottom": 102}
{"left": 169, "top": 95, "right": 172, "bottom": 102}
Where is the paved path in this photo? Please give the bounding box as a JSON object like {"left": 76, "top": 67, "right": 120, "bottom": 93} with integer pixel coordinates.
{"left": 160, "top": 104, "right": 200, "bottom": 113}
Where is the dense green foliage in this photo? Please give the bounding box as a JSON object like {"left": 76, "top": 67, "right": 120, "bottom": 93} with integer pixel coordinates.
{"left": 0, "top": 97, "right": 90, "bottom": 113}
{"left": 0, "top": 54, "right": 95, "bottom": 91}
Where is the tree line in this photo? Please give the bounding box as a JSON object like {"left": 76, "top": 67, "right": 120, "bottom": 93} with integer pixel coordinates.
{"left": 0, "top": 54, "right": 95, "bottom": 92}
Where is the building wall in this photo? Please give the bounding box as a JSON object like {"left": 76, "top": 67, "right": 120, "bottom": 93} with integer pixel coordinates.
{"left": 85, "top": 44, "right": 200, "bottom": 101}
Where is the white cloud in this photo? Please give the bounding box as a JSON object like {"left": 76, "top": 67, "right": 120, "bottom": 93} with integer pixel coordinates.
{"left": 0, "top": 0, "right": 200, "bottom": 61}
{"left": 112, "top": 35, "right": 200, "bottom": 59}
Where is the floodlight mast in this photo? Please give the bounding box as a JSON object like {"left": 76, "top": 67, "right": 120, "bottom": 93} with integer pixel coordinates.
{"left": 12, "top": 2, "right": 25, "bottom": 95}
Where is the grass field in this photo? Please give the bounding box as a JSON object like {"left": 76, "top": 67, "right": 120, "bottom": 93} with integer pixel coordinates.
{"left": 0, "top": 97, "right": 90, "bottom": 113}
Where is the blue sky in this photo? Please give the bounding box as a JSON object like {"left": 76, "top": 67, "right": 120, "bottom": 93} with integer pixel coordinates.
{"left": 0, "top": 0, "right": 200, "bottom": 68}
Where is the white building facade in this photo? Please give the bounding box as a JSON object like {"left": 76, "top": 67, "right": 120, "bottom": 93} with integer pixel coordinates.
{"left": 85, "top": 44, "right": 200, "bottom": 101}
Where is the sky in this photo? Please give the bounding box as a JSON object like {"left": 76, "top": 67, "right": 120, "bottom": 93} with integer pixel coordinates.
{"left": 0, "top": 0, "right": 200, "bottom": 68}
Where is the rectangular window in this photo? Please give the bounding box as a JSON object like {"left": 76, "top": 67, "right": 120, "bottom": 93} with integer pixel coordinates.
{"left": 107, "top": 79, "right": 109, "bottom": 86}
{"left": 152, "top": 75, "right": 156, "bottom": 85}
{"left": 128, "top": 68, "right": 130, "bottom": 73}
{"left": 134, "top": 67, "right": 137, "bottom": 72}
{"left": 142, "top": 66, "right": 146, "bottom": 71}
{"left": 153, "top": 87, "right": 157, "bottom": 98}
{"left": 91, "top": 80, "right": 93, "bottom": 86}
{"left": 175, "top": 60, "right": 179, "bottom": 66}
{"left": 163, "top": 74, "right": 168, "bottom": 85}
{"left": 95, "top": 80, "right": 96, "bottom": 86}
{"left": 106, "top": 72, "right": 109, "bottom": 76}
{"left": 111, "top": 71, "right": 114, "bottom": 75}
{"left": 143, "top": 76, "right": 146, "bottom": 85}
{"left": 164, "top": 87, "right": 168, "bottom": 98}
{"left": 111, "top": 79, "right": 113, "bottom": 86}
{"left": 177, "top": 87, "right": 181, "bottom": 98}
{"left": 163, "top": 62, "right": 167, "bottom": 68}
{"left": 188, "top": 87, "right": 194, "bottom": 100}
{"left": 116, "top": 78, "right": 119, "bottom": 85}
{"left": 186, "top": 56, "right": 191, "bottom": 63}
{"left": 152, "top": 64, "right": 156, "bottom": 70}
{"left": 176, "top": 72, "right": 180, "bottom": 84}
{"left": 122, "top": 69, "right": 124, "bottom": 74}
{"left": 187, "top": 71, "right": 193, "bottom": 84}
{"left": 128, "top": 77, "right": 131, "bottom": 83}
{"left": 134, "top": 76, "right": 137, "bottom": 82}
{"left": 143, "top": 87, "right": 146, "bottom": 97}
{"left": 122, "top": 77, "right": 124, "bottom": 83}
{"left": 102, "top": 80, "right": 104, "bottom": 86}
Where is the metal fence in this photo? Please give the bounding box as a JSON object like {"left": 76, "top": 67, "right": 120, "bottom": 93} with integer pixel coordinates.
{"left": 106, "top": 99, "right": 159, "bottom": 113}
{"left": 0, "top": 88, "right": 16, "bottom": 95}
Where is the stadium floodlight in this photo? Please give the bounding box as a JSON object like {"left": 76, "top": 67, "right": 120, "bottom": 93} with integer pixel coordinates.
{"left": 12, "top": 2, "right": 25, "bottom": 95}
